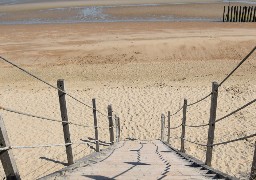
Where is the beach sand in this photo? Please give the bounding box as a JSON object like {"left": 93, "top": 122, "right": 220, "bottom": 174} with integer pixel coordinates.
{"left": 0, "top": 1, "right": 256, "bottom": 179}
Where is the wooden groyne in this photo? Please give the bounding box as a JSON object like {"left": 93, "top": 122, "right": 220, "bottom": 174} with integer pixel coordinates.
{"left": 223, "top": 5, "right": 256, "bottom": 22}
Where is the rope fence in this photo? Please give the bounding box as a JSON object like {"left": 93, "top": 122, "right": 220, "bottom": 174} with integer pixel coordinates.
{"left": 161, "top": 46, "right": 256, "bottom": 179}
{"left": 0, "top": 56, "right": 122, "bottom": 179}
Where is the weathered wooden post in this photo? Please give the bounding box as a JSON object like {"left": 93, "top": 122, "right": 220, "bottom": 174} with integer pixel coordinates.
{"left": 251, "top": 6, "right": 254, "bottom": 22}
{"left": 239, "top": 6, "right": 242, "bottom": 22}
{"left": 250, "top": 141, "right": 256, "bottom": 180}
{"left": 233, "top": 6, "right": 236, "bottom": 22}
{"left": 167, "top": 111, "right": 171, "bottom": 144}
{"left": 160, "top": 114, "right": 165, "bottom": 141}
{"left": 227, "top": 5, "right": 230, "bottom": 22}
{"left": 248, "top": 6, "right": 252, "bottom": 22}
{"left": 107, "top": 105, "right": 115, "bottom": 145}
{"left": 242, "top": 6, "right": 245, "bottom": 22}
{"left": 230, "top": 6, "right": 233, "bottom": 22}
{"left": 92, "top": 99, "right": 100, "bottom": 152}
{"left": 205, "top": 82, "right": 219, "bottom": 166}
{"left": 57, "top": 79, "right": 74, "bottom": 165}
{"left": 180, "top": 99, "right": 187, "bottom": 153}
{"left": 236, "top": 6, "right": 239, "bottom": 22}
{"left": 244, "top": 6, "right": 248, "bottom": 22}
{"left": 223, "top": 6, "right": 226, "bottom": 22}
{"left": 0, "top": 115, "right": 20, "bottom": 180}
{"left": 117, "top": 117, "right": 121, "bottom": 141}
{"left": 115, "top": 115, "right": 119, "bottom": 142}
{"left": 253, "top": 6, "right": 256, "bottom": 22}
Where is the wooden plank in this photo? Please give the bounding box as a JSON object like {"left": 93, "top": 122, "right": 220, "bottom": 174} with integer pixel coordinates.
{"left": 0, "top": 115, "right": 20, "bottom": 180}
{"left": 107, "top": 105, "right": 115, "bottom": 145}
{"left": 167, "top": 111, "right": 171, "bottom": 144}
{"left": 180, "top": 99, "right": 187, "bottom": 153}
{"left": 57, "top": 79, "right": 74, "bottom": 165}
{"left": 92, "top": 99, "right": 100, "bottom": 152}
{"left": 205, "top": 82, "right": 219, "bottom": 166}
{"left": 250, "top": 141, "right": 256, "bottom": 180}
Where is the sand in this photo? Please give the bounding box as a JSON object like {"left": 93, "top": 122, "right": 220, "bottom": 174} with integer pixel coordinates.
{"left": 0, "top": 1, "right": 256, "bottom": 179}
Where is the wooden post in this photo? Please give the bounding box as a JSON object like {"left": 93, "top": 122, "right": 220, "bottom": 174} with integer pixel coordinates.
{"left": 246, "top": 6, "right": 250, "bottom": 22}
{"left": 92, "top": 99, "right": 100, "bottom": 152}
{"left": 117, "top": 117, "right": 121, "bottom": 141}
{"left": 227, "top": 5, "right": 230, "bottom": 22}
{"left": 253, "top": 6, "right": 256, "bottom": 22}
{"left": 233, "top": 6, "right": 236, "bottom": 22}
{"left": 250, "top": 141, "right": 256, "bottom": 180}
{"left": 180, "top": 99, "right": 187, "bottom": 153}
{"left": 230, "top": 6, "right": 233, "bottom": 22}
{"left": 57, "top": 79, "right": 74, "bottom": 165}
{"left": 236, "top": 6, "right": 239, "bottom": 22}
{"left": 205, "top": 82, "right": 219, "bottom": 166}
{"left": 248, "top": 6, "right": 252, "bottom": 22}
{"left": 115, "top": 115, "right": 119, "bottom": 142}
{"left": 244, "top": 6, "right": 248, "bottom": 22}
{"left": 107, "top": 105, "right": 114, "bottom": 145}
{"left": 167, "top": 111, "right": 171, "bottom": 144}
{"left": 160, "top": 114, "right": 165, "bottom": 141}
{"left": 239, "top": 6, "right": 242, "bottom": 22}
{"left": 242, "top": 6, "right": 245, "bottom": 22}
{"left": 223, "top": 6, "right": 226, "bottom": 22}
{"left": 0, "top": 115, "right": 20, "bottom": 180}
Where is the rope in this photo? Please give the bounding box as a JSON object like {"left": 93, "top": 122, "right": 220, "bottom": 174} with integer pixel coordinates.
{"left": 185, "top": 122, "right": 209, "bottom": 128}
{"left": 0, "top": 56, "right": 109, "bottom": 118}
{"left": 181, "top": 137, "right": 206, "bottom": 146}
{"left": 219, "top": 46, "right": 256, "bottom": 87}
{"left": 215, "top": 98, "right": 256, "bottom": 123}
{"left": 187, "top": 92, "right": 212, "bottom": 107}
{"left": 185, "top": 98, "right": 256, "bottom": 128}
{"left": 170, "top": 106, "right": 183, "bottom": 116}
{"left": 0, "top": 106, "right": 96, "bottom": 128}
{"left": 169, "top": 124, "right": 182, "bottom": 130}
{"left": 212, "top": 133, "right": 256, "bottom": 146}
{"left": 0, "top": 141, "right": 96, "bottom": 151}
{"left": 178, "top": 133, "right": 256, "bottom": 147}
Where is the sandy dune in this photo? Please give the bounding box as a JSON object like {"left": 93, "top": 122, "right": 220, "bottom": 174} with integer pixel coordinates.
{"left": 0, "top": 5, "right": 256, "bottom": 180}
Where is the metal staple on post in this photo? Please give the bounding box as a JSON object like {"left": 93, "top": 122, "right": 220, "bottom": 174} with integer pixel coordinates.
{"left": 160, "top": 114, "right": 165, "bottom": 141}
{"left": 205, "top": 82, "right": 219, "bottom": 166}
{"left": 0, "top": 115, "right": 20, "bottom": 180}
{"left": 250, "top": 141, "right": 256, "bottom": 180}
{"left": 107, "top": 105, "right": 115, "bottom": 145}
{"left": 92, "top": 99, "right": 100, "bottom": 152}
{"left": 180, "top": 99, "right": 187, "bottom": 153}
{"left": 57, "top": 79, "right": 74, "bottom": 165}
{"left": 167, "top": 111, "right": 171, "bottom": 144}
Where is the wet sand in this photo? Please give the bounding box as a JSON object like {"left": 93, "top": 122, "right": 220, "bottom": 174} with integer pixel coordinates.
{"left": 0, "top": 0, "right": 252, "bottom": 24}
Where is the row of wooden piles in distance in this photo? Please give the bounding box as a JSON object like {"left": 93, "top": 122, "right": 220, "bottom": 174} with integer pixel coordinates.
{"left": 223, "top": 5, "right": 256, "bottom": 22}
